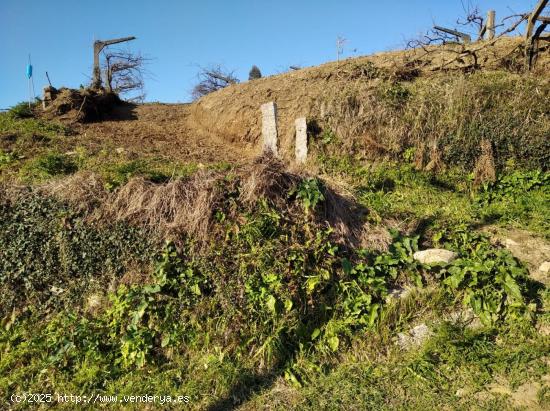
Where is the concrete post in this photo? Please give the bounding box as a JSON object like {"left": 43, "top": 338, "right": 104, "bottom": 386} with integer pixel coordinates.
{"left": 295, "top": 117, "right": 308, "bottom": 164}
{"left": 261, "top": 102, "right": 278, "bottom": 156}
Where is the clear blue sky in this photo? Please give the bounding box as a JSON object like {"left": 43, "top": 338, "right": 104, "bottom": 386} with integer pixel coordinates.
{"left": 0, "top": 0, "right": 536, "bottom": 107}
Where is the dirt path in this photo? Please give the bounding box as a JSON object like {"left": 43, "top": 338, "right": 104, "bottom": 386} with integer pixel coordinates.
{"left": 76, "top": 103, "right": 257, "bottom": 164}
{"left": 483, "top": 226, "right": 550, "bottom": 286}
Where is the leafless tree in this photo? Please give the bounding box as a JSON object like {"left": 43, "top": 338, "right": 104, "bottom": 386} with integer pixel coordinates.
{"left": 102, "top": 49, "right": 150, "bottom": 103}
{"left": 457, "top": 3, "right": 485, "bottom": 35}
{"left": 336, "top": 36, "right": 347, "bottom": 63}
{"left": 191, "top": 65, "right": 239, "bottom": 100}
{"left": 405, "top": 5, "right": 528, "bottom": 71}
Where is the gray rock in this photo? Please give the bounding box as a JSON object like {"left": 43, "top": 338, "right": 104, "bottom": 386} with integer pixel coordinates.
{"left": 385, "top": 286, "right": 413, "bottom": 302}
{"left": 397, "top": 323, "right": 431, "bottom": 349}
{"left": 413, "top": 249, "right": 458, "bottom": 265}
{"left": 447, "top": 309, "right": 483, "bottom": 330}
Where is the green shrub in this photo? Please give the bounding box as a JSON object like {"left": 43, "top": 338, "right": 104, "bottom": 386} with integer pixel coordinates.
{"left": 20, "top": 152, "right": 78, "bottom": 180}
{"left": 248, "top": 65, "right": 262, "bottom": 80}
{"left": 476, "top": 170, "right": 550, "bottom": 205}
{"left": 0, "top": 150, "right": 20, "bottom": 167}
{"left": 8, "top": 101, "right": 36, "bottom": 119}
{"left": 377, "top": 81, "right": 411, "bottom": 108}
{"left": 433, "top": 225, "right": 533, "bottom": 325}
{"left": 290, "top": 177, "right": 325, "bottom": 214}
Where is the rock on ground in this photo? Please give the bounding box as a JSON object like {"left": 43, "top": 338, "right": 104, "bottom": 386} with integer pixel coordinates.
{"left": 397, "top": 323, "right": 431, "bottom": 349}
{"left": 413, "top": 249, "right": 458, "bottom": 265}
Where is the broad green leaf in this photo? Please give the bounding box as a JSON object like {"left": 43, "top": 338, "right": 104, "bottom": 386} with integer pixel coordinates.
{"left": 266, "top": 295, "right": 277, "bottom": 313}
{"left": 284, "top": 299, "right": 293, "bottom": 312}
{"left": 327, "top": 335, "right": 339, "bottom": 352}
{"left": 311, "top": 328, "right": 321, "bottom": 340}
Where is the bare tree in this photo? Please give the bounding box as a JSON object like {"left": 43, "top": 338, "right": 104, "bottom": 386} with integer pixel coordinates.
{"left": 92, "top": 36, "right": 136, "bottom": 89}
{"left": 405, "top": 6, "right": 528, "bottom": 72}
{"left": 102, "top": 49, "right": 149, "bottom": 102}
{"left": 336, "top": 36, "right": 347, "bottom": 63}
{"left": 191, "top": 65, "right": 239, "bottom": 100}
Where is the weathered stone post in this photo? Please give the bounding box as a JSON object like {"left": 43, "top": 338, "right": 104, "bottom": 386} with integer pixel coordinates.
{"left": 295, "top": 117, "right": 308, "bottom": 164}
{"left": 42, "top": 86, "right": 58, "bottom": 109}
{"left": 487, "top": 10, "right": 496, "bottom": 40}
{"left": 261, "top": 102, "right": 278, "bottom": 156}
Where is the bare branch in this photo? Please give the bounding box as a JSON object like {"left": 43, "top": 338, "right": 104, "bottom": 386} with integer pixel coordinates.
{"left": 191, "top": 65, "right": 239, "bottom": 100}
{"left": 101, "top": 49, "right": 151, "bottom": 103}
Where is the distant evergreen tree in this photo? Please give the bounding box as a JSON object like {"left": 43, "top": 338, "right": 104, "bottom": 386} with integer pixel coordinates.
{"left": 248, "top": 65, "right": 262, "bottom": 80}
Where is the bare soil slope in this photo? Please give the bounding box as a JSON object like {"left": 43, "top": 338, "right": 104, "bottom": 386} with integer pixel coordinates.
{"left": 75, "top": 103, "right": 256, "bottom": 164}
{"left": 71, "top": 37, "right": 548, "bottom": 164}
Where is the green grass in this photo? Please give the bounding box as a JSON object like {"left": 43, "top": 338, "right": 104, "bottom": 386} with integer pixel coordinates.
{"left": 317, "top": 153, "right": 550, "bottom": 238}
{"left": 18, "top": 151, "right": 78, "bottom": 181}
{"left": 244, "top": 323, "right": 549, "bottom": 410}
{"left": 1, "top": 299, "right": 547, "bottom": 410}
{"left": 1, "top": 75, "right": 549, "bottom": 409}
{"left": 0, "top": 168, "right": 547, "bottom": 410}
{"left": 0, "top": 111, "right": 70, "bottom": 139}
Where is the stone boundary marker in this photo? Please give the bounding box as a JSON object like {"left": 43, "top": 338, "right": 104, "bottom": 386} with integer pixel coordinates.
{"left": 260, "top": 102, "right": 309, "bottom": 163}
{"left": 295, "top": 117, "right": 308, "bottom": 164}
{"left": 261, "top": 102, "right": 278, "bottom": 156}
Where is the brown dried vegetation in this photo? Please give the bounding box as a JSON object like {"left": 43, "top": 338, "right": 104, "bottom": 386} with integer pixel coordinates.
{"left": 39, "top": 154, "right": 387, "bottom": 250}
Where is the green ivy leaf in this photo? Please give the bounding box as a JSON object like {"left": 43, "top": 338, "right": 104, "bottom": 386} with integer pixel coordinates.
{"left": 311, "top": 328, "right": 321, "bottom": 340}
{"left": 266, "top": 295, "right": 277, "bottom": 313}
{"left": 327, "top": 335, "right": 340, "bottom": 352}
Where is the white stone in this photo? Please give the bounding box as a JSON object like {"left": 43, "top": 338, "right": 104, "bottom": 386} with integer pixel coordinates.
{"left": 295, "top": 117, "right": 308, "bottom": 164}
{"left": 413, "top": 249, "right": 458, "bottom": 265}
{"left": 50, "top": 286, "right": 65, "bottom": 295}
{"left": 261, "top": 102, "right": 278, "bottom": 156}
{"left": 397, "top": 323, "right": 431, "bottom": 349}
{"left": 447, "top": 309, "right": 483, "bottom": 330}
{"left": 539, "top": 261, "right": 550, "bottom": 274}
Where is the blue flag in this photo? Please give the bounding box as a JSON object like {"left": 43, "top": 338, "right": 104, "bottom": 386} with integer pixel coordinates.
{"left": 26, "top": 64, "right": 32, "bottom": 79}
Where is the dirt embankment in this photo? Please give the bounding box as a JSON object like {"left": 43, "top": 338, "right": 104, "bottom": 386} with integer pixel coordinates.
{"left": 187, "top": 36, "right": 549, "bottom": 160}
{"left": 60, "top": 37, "right": 548, "bottom": 166}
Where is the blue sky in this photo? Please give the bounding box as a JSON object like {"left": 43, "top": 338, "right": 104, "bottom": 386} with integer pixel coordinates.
{"left": 0, "top": 0, "right": 536, "bottom": 107}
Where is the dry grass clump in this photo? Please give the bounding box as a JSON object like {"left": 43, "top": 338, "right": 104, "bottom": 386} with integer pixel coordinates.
{"left": 36, "top": 154, "right": 384, "bottom": 250}
{"left": 473, "top": 139, "right": 496, "bottom": 186}
{"left": 424, "top": 142, "right": 444, "bottom": 173}
{"left": 240, "top": 154, "right": 388, "bottom": 249}
{"left": 239, "top": 154, "right": 299, "bottom": 206}
{"left": 40, "top": 171, "right": 108, "bottom": 213}
{"left": 100, "top": 170, "right": 225, "bottom": 244}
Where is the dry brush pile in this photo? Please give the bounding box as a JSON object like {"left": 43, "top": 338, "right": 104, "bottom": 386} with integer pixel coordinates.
{"left": 36, "top": 154, "right": 388, "bottom": 251}
{"left": 42, "top": 87, "right": 123, "bottom": 123}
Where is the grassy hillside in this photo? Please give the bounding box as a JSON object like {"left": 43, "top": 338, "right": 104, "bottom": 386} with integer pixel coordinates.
{"left": 0, "top": 39, "right": 549, "bottom": 410}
